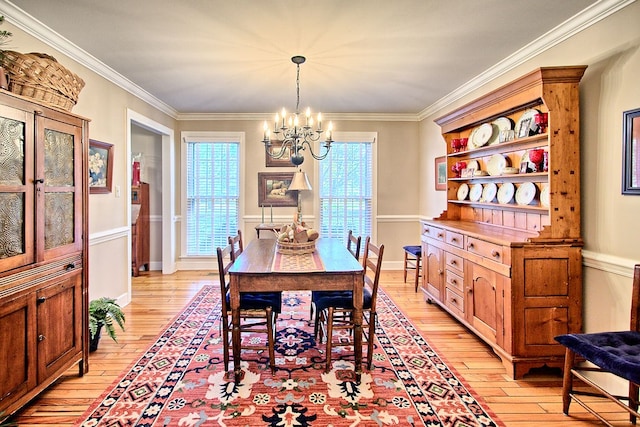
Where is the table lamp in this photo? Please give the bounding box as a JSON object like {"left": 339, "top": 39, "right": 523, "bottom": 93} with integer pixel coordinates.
{"left": 288, "top": 169, "right": 312, "bottom": 224}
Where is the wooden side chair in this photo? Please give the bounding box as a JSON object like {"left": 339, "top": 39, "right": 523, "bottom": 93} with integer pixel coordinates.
{"left": 228, "top": 230, "right": 244, "bottom": 262}
{"left": 402, "top": 245, "right": 422, "bottom": 292}
{"left": 315, "top": 237, "right": 384, "bottom": 372}
{"left": 555, "top": 264, "right": 640, "bottom": 426}
{"left": 310, "top": 230, "right": 361, "bottom": 332}
{"left": 217, "top": 243, "right": 281, "bottom": 374}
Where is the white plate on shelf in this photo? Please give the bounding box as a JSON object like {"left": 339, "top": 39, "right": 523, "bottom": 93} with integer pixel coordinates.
{"left": 493, "top": 117, "right": 514, "bottom": 131}
{"left": 497, "top": 182, "right": 515, "bottom": 204}
{"left": 473, "top": 123, "right": 494, "bottom": 147}
{"left": 515, "top": 109, "right": 540, "bottom": 138}
{"left": 486, "top": 123, "right": 501, "bottom": 145}
{"left": 486, "top": 153, "right": 508, "bottom": 176}
{"left": 467, "top": 127, "right": 480, "bottom": 149}
{"left": 467, "top": 160, "right": 480, "bottom": 173}
{"left": 540, "top": 185, "right": 550, "bottom": 207}
{"left": 515, "top": 182, "right": 537, "bottom": 206}
{"left": 481, "top": 183, "right": 497, "bottom": 203}
{"left": 469, "top": 183, "right": 483, "bottom": 202}
{"left": 457, "top": 183, "right": 469, "bottom": 201}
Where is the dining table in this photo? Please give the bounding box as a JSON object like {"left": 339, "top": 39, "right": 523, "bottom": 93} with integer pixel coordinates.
{"left": 228, "top": 237, "right": 365, "bottom": 381}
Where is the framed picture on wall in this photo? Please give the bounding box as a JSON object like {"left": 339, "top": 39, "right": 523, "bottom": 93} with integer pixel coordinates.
{"left": 435, "top": 156, "right": 447, "bottom": 191}
{"left": 89, "top": 139, "right": 114, "bottom": 194}
{"left": 265, "top": 140, "right": 294, "bottom": 167}
{"left": 622, "top": 107, "right": 640, "bottom": 195}
{"left": 258, "top": 172, "right": 298, "bottom": 207}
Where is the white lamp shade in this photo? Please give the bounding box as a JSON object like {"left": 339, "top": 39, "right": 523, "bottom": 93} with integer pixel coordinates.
{"left": 288, "top": 170, "right": 312, "bottom": 191}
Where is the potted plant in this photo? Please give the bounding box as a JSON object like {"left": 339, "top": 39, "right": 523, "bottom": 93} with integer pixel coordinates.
{"left": 89, "top": 297, "right": 125, "bottom": 352}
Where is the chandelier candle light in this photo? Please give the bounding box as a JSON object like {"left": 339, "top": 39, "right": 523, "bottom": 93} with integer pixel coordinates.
{"left": 263, "top": 56, "right": 333, "bottom": 166}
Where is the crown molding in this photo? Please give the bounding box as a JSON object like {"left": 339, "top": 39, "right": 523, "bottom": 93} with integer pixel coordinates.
{"left": 175, "top": 112, "right": 419, "bottom": 122}
{"left": 417, "top": 0, "right": 636, "bottom": 121}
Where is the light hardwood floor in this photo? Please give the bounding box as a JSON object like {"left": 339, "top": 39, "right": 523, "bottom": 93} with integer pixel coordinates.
{"left": 9, "top": 270, "right": 628, "bottom": 426}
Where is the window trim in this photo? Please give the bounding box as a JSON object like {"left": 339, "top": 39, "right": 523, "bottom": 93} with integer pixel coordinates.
{"left": 180, "top": 131, "right": 245, "bottom": 259}
{"left": 313, "top": 131, "right": 377, "bottom": 243}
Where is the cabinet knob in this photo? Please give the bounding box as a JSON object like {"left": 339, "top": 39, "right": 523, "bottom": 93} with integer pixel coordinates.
{"left": 467, "top": 243, "right": 475, "bottom": 249}
{"left": 438, "top": 269, "right": 443, "bottom": 275}
{"left": 37, "top": 296, "right": 46, "bottom": 304}
{"left": 451, "top": 237, "right": 458, "bottom": 242}
{"left": 66, "top": 263, "right": 76, "bottom": 270}
{"left": 450, "top": 260, "right": 457, "bottom": 266}
{"left": 38, "top": 334, "right": 45, "bottom": 342}
{"left": 491, "top": 250, "right": 500, "bottom": 258}
{"left": 451, "top": 279, "right": 457, "bottom": 285}
{"left": 451, "top": 297, "right": 457, "bottom": 303}
{"left": 34, "top": 178, "right": 44, "bottom": 184}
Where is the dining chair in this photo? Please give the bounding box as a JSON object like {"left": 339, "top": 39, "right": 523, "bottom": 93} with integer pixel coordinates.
{"left": 314, "top": 237, "right": 384, "bottom": 372}
{"left": 310, "top": 230, "right": 361, "bottom": 331}
{"left": 555, "top": 264, "right": 640, "bottom": 426}
{"left": 216, "top": 243, "right": 281, "bottom": 374}
{"left": 228, "top": 230, "right": 244, "bottom": 262}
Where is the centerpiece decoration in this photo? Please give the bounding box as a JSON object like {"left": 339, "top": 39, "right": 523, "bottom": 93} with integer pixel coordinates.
{"left": 275, "top": 219, "right": 319, "bottom": 254}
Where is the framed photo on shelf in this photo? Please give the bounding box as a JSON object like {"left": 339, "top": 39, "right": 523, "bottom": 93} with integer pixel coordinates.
{"left": 89, "top": 139, "right": 114, "bottom": 194}
{"left": 435, "top": 156, "right": 447, "bottom": 191}
{"left": 258, "top": 172, "right": 298, "bottom": 207}
{"left": 622, "top": 107, "right": 640, "bottom": 195}
{"left": 265, "top": 140, "right": 294, "bottom": 167}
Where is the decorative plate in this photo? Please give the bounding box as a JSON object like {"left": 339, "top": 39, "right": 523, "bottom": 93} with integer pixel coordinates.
{"left": 497, "top": 182, "right": 515, "bottom": 204}
{"left": 486, "top": 153, "right": 508, "bottom": 176}
{"left": 467, "top": 160, "right": 480, "bottom": 173}
{"left": 515, "top": 182, "right": 537, "bottom": 206}
{"left": 540, "top": 185, "right": 550, "bottom": 207}
{"left": 469, "top": 183, "right": 483, "bottom": 202}
{"left": 481, "top": 183, "right": 497, "bottom": 203}
{"left": 493, "top": 117, "right": 514, "bottom": 131}
{"left": 486, "top": 123, "right": 501, "bottom": 145}
{"left": 515, "top": 109, "right": 540, "bottom": 138}
{"left": 457, "top": 183, "right": 469, "bottom": 201}
{"left": 467, "top": 127, "right": 480, "bottom": 149}
{"left": 471, "top": 123, "right": 494, "bottom": 148}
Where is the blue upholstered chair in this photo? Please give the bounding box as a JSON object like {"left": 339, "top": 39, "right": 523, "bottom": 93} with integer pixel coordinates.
{"left": 314, "top": 237, "right": 384, "bottom": 372}
{"left": 217, "top": 242, "right": 281, "bottom": 374}
{"left": 402, "top": 245, "right": 422, "bottom": 292}
{"left": 555, "top": 264, "right": 640, "bottom": 425}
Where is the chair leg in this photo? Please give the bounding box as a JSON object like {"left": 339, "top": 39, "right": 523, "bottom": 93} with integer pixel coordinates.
{"left": 630, "top": 382, "right": 639, "bottom": 424}
{"left": 367, "top": 312, "right": 376, "bottom": 370}
{"left": 222, "top": 319, "right": 230, "bottom": 372}
{"left": 325, "top": 307, "right": 335, "bottom": 373}
{"left": 562, "top": 348, "right": 575, "bottom": 415}
{"left": 266, "top": 307, "right": 276, "bottom": 375}
{"left": 414, "top": 255, "right": 421, "bottom": 292}
{"left": 403, "top": 252, "right": 408, "bottom": 283}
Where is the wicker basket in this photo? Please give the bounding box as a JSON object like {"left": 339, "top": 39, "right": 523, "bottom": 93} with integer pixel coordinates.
{"left": 276, "top": 240, "right": 316, "bottom": 255}
{"left": 1, "top": 51, "right": 85, "bottom": 111}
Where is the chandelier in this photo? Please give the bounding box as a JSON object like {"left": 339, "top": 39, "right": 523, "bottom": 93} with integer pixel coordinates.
{"left": 262, "top": 55, "right": 333, "bottom": 166}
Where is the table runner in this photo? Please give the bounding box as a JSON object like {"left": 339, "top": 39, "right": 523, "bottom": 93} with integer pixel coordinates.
{"left": 271, "top": 250, "right": 325, "bottom": 272}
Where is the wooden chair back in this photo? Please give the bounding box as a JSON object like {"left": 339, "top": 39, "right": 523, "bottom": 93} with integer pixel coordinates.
{"left": 216, "top": 243, "right": 234, "bottom": 315}
{"left": 229, "top": 230, "right": 244, "bottom": 262}
{"left": 362, "top": 237, "right": 384, "bottom": 313}
{"left": 631, "top": 265, "right": 640, "bottom": 332}
{"left": 347, "top": 230, "right": 361, "bottom": 260}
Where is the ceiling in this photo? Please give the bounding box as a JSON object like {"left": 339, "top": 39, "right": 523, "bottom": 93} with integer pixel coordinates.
{"left": 4, "top": 0, "right": 601, "bottom": 116}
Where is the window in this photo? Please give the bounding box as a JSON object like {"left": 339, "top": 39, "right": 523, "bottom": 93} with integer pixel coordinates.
{"left": 318, "top": 132, "right": 376, "bottom": 242}
{"left": 182, "top": 132, "right": 242, "bottom": 256}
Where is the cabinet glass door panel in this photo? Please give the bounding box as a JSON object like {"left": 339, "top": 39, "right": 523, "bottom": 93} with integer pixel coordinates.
{"left": 39, "top": 118, "right": 83, "bottom": 260}
{"left": 0, "top": 106, "right": 34, "bottom": 271}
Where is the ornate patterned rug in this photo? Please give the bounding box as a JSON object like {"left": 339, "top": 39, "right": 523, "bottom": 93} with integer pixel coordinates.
{"left": 76, "top": 286, "right": 503, "bottom": 426}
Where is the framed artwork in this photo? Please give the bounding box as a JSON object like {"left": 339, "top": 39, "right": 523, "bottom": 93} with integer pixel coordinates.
{"left": 435, "top": 156, "right": 447, "bottom": 191}
{"left": 258, "top": 172, "right": 298, "bottom": 207}
{"left": 623, "top": 108, "right": 640, "bottom": 195}
{"left": 265, "top": 140, "right": 294, "bottom": 167}
{"left": 89, "top": 139, "right": 114, "bottom": 194}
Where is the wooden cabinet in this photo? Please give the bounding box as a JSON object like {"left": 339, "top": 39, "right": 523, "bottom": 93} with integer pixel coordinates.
{"left": 421, "top": 66, "right": 586, "bottom": 378}
{"left": 0, "top": 91, "right": 88, "bottom": 416}
{"left": 131, "top": 182, "right": 150, "bottom": 276}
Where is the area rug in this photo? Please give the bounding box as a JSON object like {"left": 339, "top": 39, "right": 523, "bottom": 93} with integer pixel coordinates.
{"left": 76, "top": 286, "right": 503, "bottom": 426}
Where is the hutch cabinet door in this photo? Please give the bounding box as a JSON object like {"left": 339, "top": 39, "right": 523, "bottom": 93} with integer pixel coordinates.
{"left": 0, "top": 105, "right": 35, "bottom": 272}
{"left": 425, "top": 244, "right": 444, "bottom": 301}
{"left": 36, "top": 116, "right": 84, "bottom": 262}
{"left": 467, "top": 262, "right": 505, "bottom": 348}
{"left": 0, "top": 293, "right": 37, "bottom": 412}
{"left": 36, "top": 271, "right": 83, "bottom": 383}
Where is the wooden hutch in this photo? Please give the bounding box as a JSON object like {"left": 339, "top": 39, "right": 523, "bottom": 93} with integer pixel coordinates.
{"left": 0, "top": 91, "right": 89, "bottom": 415}
{"left": 131, "top": 182, "right": 150, "bottom": 276}
{"left": 421, "top": 66, "right": 586, "bottom": 378}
